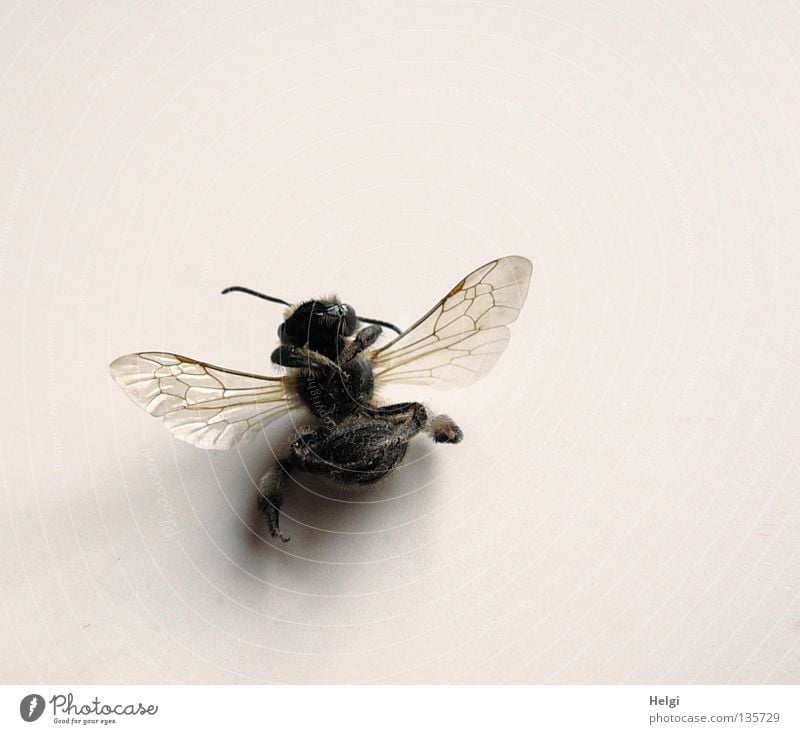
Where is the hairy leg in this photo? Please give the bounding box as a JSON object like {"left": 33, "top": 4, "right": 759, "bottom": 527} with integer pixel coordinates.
{"left": 256, "top": 458, "right": 292, "bottom": 542}
{"left": 366, "top": 402, "right": 463, "bottom": 444}
{"left": 425, "top": 413, "right": 463, "bottom": 444}
{"left": 270, "top": 345, "right": 341, "bottom": 372}
{"left": 337, "top": 324, "right": 382, "bottom": 365}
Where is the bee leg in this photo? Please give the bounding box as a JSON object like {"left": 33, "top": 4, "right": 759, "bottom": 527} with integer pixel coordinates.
{"left": 362, "top": 402, "right": 430, "bottom": 443}
{"left": 366, "top": 402, "right": 462, "bottom": 444}
{"left": 363, "top": 401, "right": 427, "bottom": 425}
{"left": 425, "top": 414, "right": 464, "bottom": 444}
{"left": 270, "top": 345, "right": 341, "bottom": 373}
{"left": 338, "top": 324, "right": 382, "bottom": 364}
{"left": 256, "top": 458, "right": 292, "bottom": 543}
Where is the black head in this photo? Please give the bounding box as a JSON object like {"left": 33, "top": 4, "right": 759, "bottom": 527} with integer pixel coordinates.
{"left": 221, "top": 285, "right": 404, "bottom": 343}
{"left": 278, "top": 298, "right": 358, "bottom": 347}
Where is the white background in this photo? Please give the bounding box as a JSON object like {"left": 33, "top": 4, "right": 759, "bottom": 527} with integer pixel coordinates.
{"left": 1, "top": 0, "right": 799, "bottom": 683}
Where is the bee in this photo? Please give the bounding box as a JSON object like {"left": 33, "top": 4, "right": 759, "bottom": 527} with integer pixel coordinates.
{"left": 110, "top": 255, "right": 532, "bottom": 542}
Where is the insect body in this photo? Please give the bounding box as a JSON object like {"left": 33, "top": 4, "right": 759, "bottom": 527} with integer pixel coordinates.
{"left": 110, "top": 255, "right": 532, "bottom": 542}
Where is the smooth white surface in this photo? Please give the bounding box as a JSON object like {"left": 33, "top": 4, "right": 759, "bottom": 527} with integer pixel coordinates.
{"left": 1, "top": 0, "right": 799, "bottom": 683}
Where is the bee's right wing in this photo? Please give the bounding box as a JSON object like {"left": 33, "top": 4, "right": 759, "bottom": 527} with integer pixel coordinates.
{"left": 370, "top": 256, "right": 532, "bottom": 389}
{"left": 109, "top": 352, "right": 299, "bottom": 450}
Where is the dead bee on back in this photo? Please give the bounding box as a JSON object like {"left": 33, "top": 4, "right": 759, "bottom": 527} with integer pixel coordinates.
{"left": 110, "top": 255, "right": 532, "bottom": 542}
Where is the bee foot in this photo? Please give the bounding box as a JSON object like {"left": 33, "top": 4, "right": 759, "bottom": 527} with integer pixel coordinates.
{"left": 427, "top": 414, "right": 463, "bottom": 444}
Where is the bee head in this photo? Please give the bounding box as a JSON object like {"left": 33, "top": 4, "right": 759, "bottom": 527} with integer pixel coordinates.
{"left": 278, "top": 298, "right": 358, "bottom": 346}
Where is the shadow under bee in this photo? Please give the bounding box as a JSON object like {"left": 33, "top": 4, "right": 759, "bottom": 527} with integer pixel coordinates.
{"left": 244, "top": 437, "right": 438, "bottom": 554}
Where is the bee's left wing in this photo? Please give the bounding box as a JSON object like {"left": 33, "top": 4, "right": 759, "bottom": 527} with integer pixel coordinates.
{"left": 370, "top": 255, "right": 532, "bottom": 389}
{"left": 109, "top": 352, "right": 299, "bottom": 450}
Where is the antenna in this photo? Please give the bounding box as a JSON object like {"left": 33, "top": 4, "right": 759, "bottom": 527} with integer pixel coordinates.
{"left": 221, "top": 286, "right": 403, "bottom": 335}
{"left": 221, "top": 286, "right": 291, "bottom": 307}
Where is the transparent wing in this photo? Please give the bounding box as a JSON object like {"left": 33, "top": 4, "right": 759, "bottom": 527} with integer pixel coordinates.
{"left": 109, "top": 352, "right": 299, "bottom": 450}
{"left": 371, "top": 255, "right": 532, "bottom": 388}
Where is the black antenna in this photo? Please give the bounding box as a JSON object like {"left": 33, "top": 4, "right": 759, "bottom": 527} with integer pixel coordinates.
{"left": 221, "top": 286, "right": 291, "bottom": 307}
{"left": 221, "top": 285, "right": 404, "bottom": 335}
